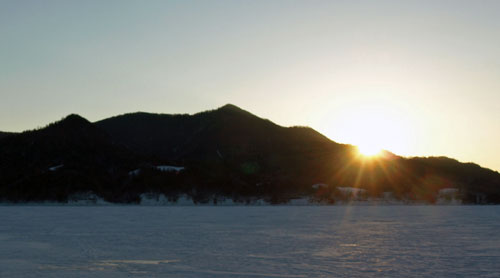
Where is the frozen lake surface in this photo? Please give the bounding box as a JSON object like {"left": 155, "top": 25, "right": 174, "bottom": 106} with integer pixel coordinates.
{"left": 1, "top": 206, "right": 500, "bottom": 277}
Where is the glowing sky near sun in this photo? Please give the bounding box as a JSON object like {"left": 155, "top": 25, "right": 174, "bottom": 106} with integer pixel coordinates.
{"left": 1, "top": 0, "right": 499, "bottom": 171}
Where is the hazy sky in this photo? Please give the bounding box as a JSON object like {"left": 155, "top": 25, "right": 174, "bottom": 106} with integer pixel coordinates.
{"left": 1, "top": 0, "right": 499, "bottom": 171}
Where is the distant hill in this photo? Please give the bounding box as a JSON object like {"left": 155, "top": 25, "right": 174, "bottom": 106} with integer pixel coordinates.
{"left": 0, "top": 131, "right": 15, "bottom": 139}
{"left": 0, "top": 115, "right": 151, "bottom": 202}
{"left": 96, "top": 104, "right": 337, "bottom": 160}
{"left": 1, "top": 105, "right": 499, "bottom": 204}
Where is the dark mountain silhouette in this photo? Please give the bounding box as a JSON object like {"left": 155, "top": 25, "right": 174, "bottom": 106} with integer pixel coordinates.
{"left": 0, "top": 115, "right": 151, "bottom": 202}
{"left": 1, "top": 105, "right": 499, "bottom": 204}
{"left": 95, "top": 104, "right": 353, "bottom": 202}
{"left": 96, "top": 104, "right": 337, "bottom": 160}
{"left": 0, "top": 131, "right": 15, "bottom": 139}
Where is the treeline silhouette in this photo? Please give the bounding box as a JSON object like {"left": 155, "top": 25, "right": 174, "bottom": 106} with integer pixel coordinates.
{"left": 0, "top": 104, "right": 499, "bottom": 204}
{"left": 0, "top": 131, "right": 14, "bottom": 140}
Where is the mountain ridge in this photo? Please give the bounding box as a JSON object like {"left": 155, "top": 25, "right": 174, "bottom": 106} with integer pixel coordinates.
{"left": 0, "top": 131, "right": 17, "bottom": 139}
{"left": 1, "top": 104, "right": 499, "bottom": 204}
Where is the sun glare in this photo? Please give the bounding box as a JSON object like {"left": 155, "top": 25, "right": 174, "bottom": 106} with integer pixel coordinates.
{"left": 323, "top": 100, "right": 413, "bottom": 158}
{"left": 357, "top": 144, "right": 382, "bottom": 157}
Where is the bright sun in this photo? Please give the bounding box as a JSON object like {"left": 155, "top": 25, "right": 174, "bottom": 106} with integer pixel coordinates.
{"left": 357, "top": 144, "right": 382, "bottom": 157}
{"left": 324, "top": 101, "right": 413, "bottom": 158}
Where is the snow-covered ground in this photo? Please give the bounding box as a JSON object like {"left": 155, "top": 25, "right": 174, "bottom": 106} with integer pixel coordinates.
{"left": 1, "top": 206, "right": 499, "bottom": 277}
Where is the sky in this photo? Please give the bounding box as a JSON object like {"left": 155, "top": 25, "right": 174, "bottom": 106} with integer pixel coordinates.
{"left": 1, "top": 0, "right": 499, "bottom": 171}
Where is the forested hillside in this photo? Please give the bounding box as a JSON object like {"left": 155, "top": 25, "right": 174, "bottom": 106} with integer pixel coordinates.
{"left": 1, "top": 105, "right": 499, "bottom": 204}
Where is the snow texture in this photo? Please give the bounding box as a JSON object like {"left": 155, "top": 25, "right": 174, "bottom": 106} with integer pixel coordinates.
{"left": 439, "top": 188, "right": 459, "bottom": 195}
{"left": 1, "top": 206, "right": 499, "bottom": 277}
{"left": 311, "top": 183, "right": 327, "bottom": 189}
{"left": 48, "top": 165, "right": 64, "bottom": 171}
{"left": 155, "top": 165, "right": 185, "bottom": 172}
{"left": 128, "top": 169, "right": 141, "bottom": 176}
{"left": 337, "top": 187, "right": 367, "bottom": 195}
